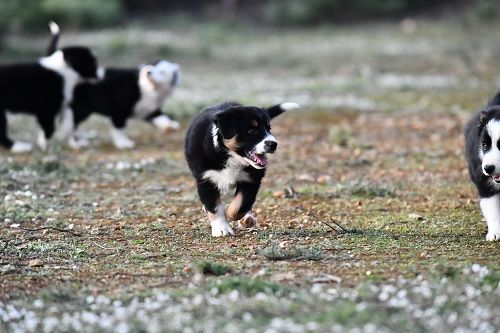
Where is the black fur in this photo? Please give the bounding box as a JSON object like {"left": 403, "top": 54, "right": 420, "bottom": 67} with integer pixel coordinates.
{"left": 465, "top": 96, "right": 500, "bottom": 198}
{"left": 70, "top": 68, "right": 142, "bottom": 131}
{"left": 184, "top": 102, "right": 285, "bottom": 219}
{"left": 70, "top": 66, "right": 179, "bottom": 135}
{"left": 0, "top": 47, "right": 99, "bottom": 150}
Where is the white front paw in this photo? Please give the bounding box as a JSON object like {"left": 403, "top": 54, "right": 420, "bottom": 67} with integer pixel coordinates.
{"left": 11, "top": 142, "right": 33, "bottom": 154}
{"left": 165, "top": 120, "right": 180, "bottom": 130}
{"left": 153, "top": 115, "right": 180, "bottom": 131}
{"left": 211, "top": 218, "right": 235, "bottom": 237}
{"left": 114, "top": 137, "right": 135, "bottom": 150}
{"left": 486, "top": 232, "right": 500, "bottom": 241}
{"left": 37, "top": 132, "right": 47, "bottom": 151}
{"left": 68, "top": 136, "right": 90, "bottom": 150}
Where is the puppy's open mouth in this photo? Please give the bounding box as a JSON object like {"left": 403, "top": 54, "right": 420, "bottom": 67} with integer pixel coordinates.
{"left": 493, "top": 175, "right": 500, "bottom": 184}
{"left": 246, "top": 150, "right": 268, "bottom": 168}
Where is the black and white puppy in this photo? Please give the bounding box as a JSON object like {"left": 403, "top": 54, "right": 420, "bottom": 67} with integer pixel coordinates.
{"left": 69, "top": 60, "right": 180, "bottom": 149}
{"left": 0, "top": 23, "right": 101, "bottom": 153}
{"left": 465, "top": 91, "right": 500, "bottom": 241}
{"left": 47, "top": 22, "right": 180, "bottom": 149}
{"left": 185, "top": 101, "right": 299, "bottom": 237}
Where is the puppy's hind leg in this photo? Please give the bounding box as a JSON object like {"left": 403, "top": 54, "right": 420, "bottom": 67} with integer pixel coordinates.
{"left": 481, "top": 195, "right": 500, "bottom": 241}
{"left": 197, "top": 180, "right": 234, "bottom": 237}
{"left": 146, "top": 110, "right": 180, "bottom": 132}
{"left": 226, "top": 183, "right": 260, "bottom": 229}
{"left": 0, "top": 111, "right": 32, "bottom": 153}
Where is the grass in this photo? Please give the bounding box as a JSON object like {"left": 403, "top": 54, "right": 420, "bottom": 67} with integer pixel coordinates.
{"left": 198, "top": 261, "right": 232, "bottom": 276}
{"left": 210, "top": 277, "right": 287, "bottom": 296}
{"left": 260, "top": 242, "right": 325, "bottom": 261}
{"left": 1, "top": 16, "right": 500, "bottom": 332}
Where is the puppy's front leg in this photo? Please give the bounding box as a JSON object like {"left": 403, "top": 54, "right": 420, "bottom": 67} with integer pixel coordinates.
{"left": 110, "top": 117, "right": 135, "bottom": 149}
{"left": 226, "top": 183, "right": 260, "bottom": 229}
{"left": 480, "top": 195, "right": 500, "bottom": 241}
{"left": 197, "top": 181, "right": 234, "bottom": 237}
{"left": 36, "top": 114, "right": 55, "bottom": 151}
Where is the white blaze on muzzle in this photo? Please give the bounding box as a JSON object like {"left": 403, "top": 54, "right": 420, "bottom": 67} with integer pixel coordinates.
{"left": 482, "top": 120, "right": 500, "bottom": 179}
{"left": 254, "top": 134, "right": 277, "bottom": 154}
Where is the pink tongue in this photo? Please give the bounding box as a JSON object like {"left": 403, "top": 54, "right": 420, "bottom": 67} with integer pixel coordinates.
{"left": 495, "top": 175, "right": 500, "bottom": 181}
{"left": 255, "top": 154, "right": 268, "bottom": 166}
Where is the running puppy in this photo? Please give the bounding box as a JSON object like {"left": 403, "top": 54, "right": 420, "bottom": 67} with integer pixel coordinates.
{"left": 465, "top": 91, "right": 500, "bottom": 241}
{"left": 185, "top": 101, "right": 299, "bottom": 237}
{"left": 0, "top": 22, "right": 101, "bottom": 153}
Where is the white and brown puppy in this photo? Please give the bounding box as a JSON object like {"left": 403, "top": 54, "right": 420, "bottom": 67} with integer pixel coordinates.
{"left": 465, "top": 92, "right": 500, "bottom": 241}
{"left": 69, "top": 60, "right": 180, "bottom": 149}
{"left": 0, "top": 23, "right": 101, "bottom": 153}
{"left": 185, "top": 101, "right": 299, "bottom": 237}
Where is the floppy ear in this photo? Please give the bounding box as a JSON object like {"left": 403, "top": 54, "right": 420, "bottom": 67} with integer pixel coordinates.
{"left": 140, "top": 65, "right": 154, "bottom": 78}
{"left": 215, "top": 108, "right": 238, "bottom": 139}
{"left": 267, "top": 102, "right": 299, "bottom": 119}
{"left": 479, "top": 110, "right": 488, "bottom": 124}
{"left": 478, "top": 110, "right": 489, "bottom": 136}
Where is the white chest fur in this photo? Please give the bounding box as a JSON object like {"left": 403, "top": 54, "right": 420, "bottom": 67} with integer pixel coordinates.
{"left": 39, "top": 51, "right": 79, "bottom": 105}
{"left": 203, "top": 155, "right": 251, "bottom": 194}
{"left": 133, "top": 71, "right": 172, "bottom": 118}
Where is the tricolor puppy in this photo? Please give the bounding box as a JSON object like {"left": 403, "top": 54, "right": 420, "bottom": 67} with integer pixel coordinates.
{"left": 0, "top": 23, "right": 100, "bottom": 153}
{"left": 465, "top": 92, "right": 500, "bottom": 241}
{"left": 185, "top": 101, "right": 299, "bottom": 237}
{"left": 69, "top": 60, "right": 180, "bottom": 149}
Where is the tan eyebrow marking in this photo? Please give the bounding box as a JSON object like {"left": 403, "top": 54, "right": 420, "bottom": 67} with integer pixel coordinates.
{"left": 251, "top": 120, "right": 259, "bottom": 127}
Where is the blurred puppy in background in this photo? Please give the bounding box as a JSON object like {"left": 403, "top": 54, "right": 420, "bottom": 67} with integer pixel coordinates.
{"left": 0, "top": 22, "right": 101, "bottom": 153}
{"left": 69, "top": 60, "right": 180, "bottom": 149}
{"left": 48, "top": 22, "right": 181, "bottom": 149}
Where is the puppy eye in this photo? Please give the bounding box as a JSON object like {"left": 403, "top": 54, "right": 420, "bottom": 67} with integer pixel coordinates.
{"left": 483, "top": 142, "right": 491, "bottom": 150}
{"left": 248, "top": 128, "right": 258, "bottom": 134}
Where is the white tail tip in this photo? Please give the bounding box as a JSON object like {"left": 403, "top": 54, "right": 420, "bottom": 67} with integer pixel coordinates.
{"left": 49, "top": 21, "right": 60, "bottom": 35}
{"left": 280, "top": 102, "right": 300, "bottom": 111}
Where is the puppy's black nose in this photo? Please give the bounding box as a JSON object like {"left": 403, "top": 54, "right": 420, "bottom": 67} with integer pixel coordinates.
{"left": 265, "top": 140, "right": 277, "bottom": 153}
{"left": 484, "top": 164, "right": 495, "bottom": 175}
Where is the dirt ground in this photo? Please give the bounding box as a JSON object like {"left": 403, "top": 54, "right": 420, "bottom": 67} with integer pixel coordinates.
{"left": 1, "top": 17, "right": 500, "bottom": 332}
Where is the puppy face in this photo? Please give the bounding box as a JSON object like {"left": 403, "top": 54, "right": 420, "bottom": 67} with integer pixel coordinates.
{"left": 480, "top": 118, "right": 500, "bottom": 183}
{"left": 61, "top": 46, "right": 100, "bottom": 80}
{"left": 146, "top": 60, "right": 180, "bottom": 90}
{"left": 214, "top": 103, "right": 297, "bottom": 169}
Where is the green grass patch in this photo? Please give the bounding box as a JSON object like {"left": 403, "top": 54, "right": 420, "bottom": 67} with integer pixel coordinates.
{"left": 198, "top": 261, "right": 232, "bottom": 276}
{"left": 260, "top": 243, "right": 325, "bottom": 261}
{"left": 210, "top": 277, "right": 287, "bottom": 296}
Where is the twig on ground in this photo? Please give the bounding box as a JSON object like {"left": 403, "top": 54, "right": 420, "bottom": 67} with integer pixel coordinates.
{"left": 2, "top": 226, "right": 82, "bottom": 237}
{"left": 298, "top": 206, "right": 348, "bottom": 233}
{"left": 111, "top": 272, "right": 170, "bottom": 278}
{"left": 330, "top": 218, "right": 348, "bottom": 233}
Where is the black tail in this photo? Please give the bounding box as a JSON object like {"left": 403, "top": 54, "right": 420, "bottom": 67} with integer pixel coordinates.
{"left": 46, "top": 21, "right": 60, "bottom": 56}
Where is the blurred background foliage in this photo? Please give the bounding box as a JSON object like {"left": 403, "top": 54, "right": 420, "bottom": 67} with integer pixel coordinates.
{"left": 0, "top": 0, "right": 498, "bottom": 31}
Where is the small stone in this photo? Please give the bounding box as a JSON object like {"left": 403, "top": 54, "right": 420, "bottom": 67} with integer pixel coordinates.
{"left": 408, "top": 213, "right": 424, "bottom": 221}
{"left": 316, "top": 175, "right": 331, "bottom": 184}
{"left": 298, "top": 174, "right": 315, "bottom": 182}
{"left": 28, "top": 259, "right": 43, "bottom": 267}
{"left": 272, "top": 190, "right": 286, "bottom": 198}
